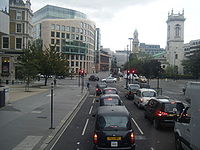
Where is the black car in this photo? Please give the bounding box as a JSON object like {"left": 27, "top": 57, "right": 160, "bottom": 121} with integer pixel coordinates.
{"left": 89, "top": 75, "right": 99, "bottom": 81}
{"left": 96, "top": 83, "right": 107, "bottom": 96}
{"left": 93, "top": 106, "right": 136, "bottom": 150}
{"left": 99, "top": 94, "right": 123, "bottom": 106}
{"left": 125, "top": 84, "right": 140, "bottom": 99}
{"left": 144, "top": 98, "right": 185, "bottom": 129}
{"left": 102, "top": 87, "right": 118, "bottom": 95}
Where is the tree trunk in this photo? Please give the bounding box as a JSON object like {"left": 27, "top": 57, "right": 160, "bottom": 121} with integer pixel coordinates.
{"left": 44, "top": 77, "right": 48, "bottom": 86}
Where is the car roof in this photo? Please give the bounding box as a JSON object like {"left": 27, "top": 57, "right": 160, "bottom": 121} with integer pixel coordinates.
{"left": 138, "top": 88, "right": 156, "bottom": 92}
{"left": 103, "top": 87, "right": 117, "bottom": 90}
{"left": 97, "top": 106, "right": 129, "bottom": 116}
{"left": 100, "top": 94, "right": 120, "bottom": 98}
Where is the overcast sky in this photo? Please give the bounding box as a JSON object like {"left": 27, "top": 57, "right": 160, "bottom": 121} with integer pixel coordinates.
{"left": 31, "top": 0, "right": 200, "bottom": 51}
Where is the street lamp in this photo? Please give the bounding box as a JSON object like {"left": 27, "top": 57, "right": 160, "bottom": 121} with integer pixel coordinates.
{"left": 128, "top": 38, "right": 133, "bottom": 83}
{"left": 126, "top": 45, "right": 129, "bottom": 88}
{"left": 174, "top": 51, "right": 176, "bottom": 80}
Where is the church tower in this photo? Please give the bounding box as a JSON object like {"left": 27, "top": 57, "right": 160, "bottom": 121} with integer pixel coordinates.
{"left": 132, "top": 29, "right": 140, "bottom": 53}
{"left": 166, "top": 9, "right": 185, "bottom": 74}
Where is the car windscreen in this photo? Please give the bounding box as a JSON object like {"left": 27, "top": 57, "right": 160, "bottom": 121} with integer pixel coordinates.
{"left": 104, "top": 89, "right": 117, "bottom": 94}
{"left": 97, "top": 115, "right": 130, "bottom": 130}
{"left": 162, "top": 102, "right": 185, "bottom": 113}
{"left": 140, "top": 84, "right": 150, "bottom": 88}
{"left": 142, "top": 91, "right": 156, "bottom": 97}
{"left": 102, "top": 98, "right": 120, "bottom": 106}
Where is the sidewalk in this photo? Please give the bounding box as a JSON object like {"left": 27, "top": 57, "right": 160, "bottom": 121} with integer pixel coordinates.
{"left": 0, "top": 78, "right": 88, "bottom": 150}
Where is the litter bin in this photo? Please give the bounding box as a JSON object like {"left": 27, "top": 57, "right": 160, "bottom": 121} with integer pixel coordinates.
{"left": 0, "top": 87, "right": 5, "bottom": 108}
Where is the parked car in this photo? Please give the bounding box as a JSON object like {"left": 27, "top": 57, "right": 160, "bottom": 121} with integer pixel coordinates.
{"left": 99, "top": 94, "right": 123, "bottom": 106}
{"left": 89, "top": 75, "right": 99, "bottom": 81}
{"left": 138, "top": 76, "right": 147, "bottom": 83}
{"left": 134, "top": 88, "right": 157, "bottom": 109}
{"left": 102, "top": 87, "right": 118, "bottom": 95}
{"left": 144, "top": 97, "right": 185, "bottom": 129}
{"left": 93, "top": 106, "right": 136, "bottom": 150}
{"left": 96, "top": 83, "right": 108, "bottom": 96}
{"left": 125, "top": 84, "right": 140, "bottom": 99}
{"left": 101, "top": 77, "right": 117, "bottom": 83}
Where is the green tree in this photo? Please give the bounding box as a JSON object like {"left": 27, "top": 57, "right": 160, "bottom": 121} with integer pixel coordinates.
{"left": 17, "top": 43, "right": 39, "bottom": 91}
{"left": 39, "top": 45, "right": 69, "bottom": 85}
{"left": 182, "top": 51, "right": 200, "bottom": 79}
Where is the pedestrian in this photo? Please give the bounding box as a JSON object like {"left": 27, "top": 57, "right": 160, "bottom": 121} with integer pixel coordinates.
{"left": 87, "top": 82, "right": 90, "bottom": 89}
{"left": 54, "top": 78, "right": 56, "bottom": 85}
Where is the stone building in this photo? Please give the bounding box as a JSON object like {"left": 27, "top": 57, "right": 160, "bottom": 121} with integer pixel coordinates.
{"left": 0, "top": 0, "right": 33, "bottom": 83}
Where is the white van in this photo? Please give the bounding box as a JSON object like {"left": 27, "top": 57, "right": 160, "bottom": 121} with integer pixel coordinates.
{"left": 174, "top": 82, "right": 200, "bottom": 150}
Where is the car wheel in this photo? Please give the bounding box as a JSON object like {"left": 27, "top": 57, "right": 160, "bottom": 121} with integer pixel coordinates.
{"left": 175, "top": 135, "right": 183, "bottom": 150}
{"left": 153, "top": 119, "right": 160, "bottom": 129}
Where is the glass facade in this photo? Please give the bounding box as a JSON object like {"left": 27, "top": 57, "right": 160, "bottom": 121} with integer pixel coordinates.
{"left": 33, "top": 5, "right": 87, "bottom": 23}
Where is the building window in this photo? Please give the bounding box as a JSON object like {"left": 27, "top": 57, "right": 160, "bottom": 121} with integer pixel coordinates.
{"left": 51, "top": 24, "right": 55, "bottom": 30}
{"left": 76, "top": 34, "right": 79, "bottom": 40}
{"left": 61, "top": 25, "right": 65, "bottom": 31}
{"left": 56, "top": 25, "right": 60, "bottom": 31}
{"left": 56, "top": 46, "right": 60, "bottom": 51}
{"left": 175, "top": 24, "right": 181, "bottom": 37}
{"left": 16, "top": 23, "right": 22, "bottom": 33}
{"left": 76, "top": 28, "right": 79, "bottom": 33}
{"left": 71, "top": 34, "right": 75, "bottom": 40}
{"left": 16, "top": 11, "right": 22, "bottom": 20}
{"left": 56, "top": 39, "right": 60, "bottom": 45}
{"left": 65, "top": 26, "right": 70, "bottom": 32}
{"left": 76, "top": 55, "right": 79, "bottom": 60}
{"left": 51, "top": 31, "right": 55, "bottom": 37}
{"left": 51, "top": 39, "right": 55, "bottom": 44}
{"left": 71, "top": 27, "right": 75, "bottom": 32}
{"left": 76, "top": 62, "right": 79, "bottom": 67}
{"left": 175, "top": 54, "right": 178, "bottom": 59}
{"left": 16, "top": 38, "right": 22, "bottom": 49}
{"left": 71, "top": 55, "right": 74, "bottom": 60}
{"left": 71, "top": 61, "right": 74, "bottom": 66}
{"left": 56, "top": 32, "right": 60, "bottom": 38}
{"left": 2, "top": 37, "right": 9, "bottom": 49}
{"left": 62, "top": 33, "right": 65, "bottom": 38}
{"left": 66, "top": 33, "right": 70, "bottom": 39}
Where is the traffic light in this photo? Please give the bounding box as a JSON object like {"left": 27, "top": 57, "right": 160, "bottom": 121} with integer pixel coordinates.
{"left": 79, "top": 69, "right": 85, "bottom": 77}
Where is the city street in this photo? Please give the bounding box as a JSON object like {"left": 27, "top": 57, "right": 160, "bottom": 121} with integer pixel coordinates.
{"left": 47, "top": 73, "right": 191, "bottom": 150}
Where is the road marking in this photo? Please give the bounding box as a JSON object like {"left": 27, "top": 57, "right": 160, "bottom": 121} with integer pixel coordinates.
{"left": 13, "top": 136, "right": 43, "bottom": 150}
{"left": 82, "top": 119, "right": 89, "bottom": 135}
{"left": 135, "top": 135, "right": 146, "bottom": 140}
{"left": 32, "top": 110, "right": 42, "bottom": 114}
{"left": 150, "top": 147, "right": 155, "bottom": 150}
{"left": 131, "top": 118, "right": 144, "bottom": 135}
{"left": 92, "top": 98, "right": 95, "bottom": 103}
{"left": 89, "top": 105, "right": 93, "bottom": 115}
{"left": 46, "top": 94, "right": 55, "bottom": 97}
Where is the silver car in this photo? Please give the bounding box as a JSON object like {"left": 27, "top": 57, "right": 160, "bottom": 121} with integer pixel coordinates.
{"left": 134, "top": 88, "right": 157, "bottom": 109}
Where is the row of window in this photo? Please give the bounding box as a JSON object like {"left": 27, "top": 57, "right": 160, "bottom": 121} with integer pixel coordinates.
{"left": 51, "top": 24, "right": 94, "bottom": 36}
{"left": 2, "top": 37, "right": 22, "bottom": 49}
{"left": 51, "top": 31, "right": 94, "bottom": 43}
{"left": 51, "top": 22, "right": 94, "bottom": 32}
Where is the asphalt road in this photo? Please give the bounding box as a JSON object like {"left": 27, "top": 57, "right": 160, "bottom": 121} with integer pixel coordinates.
{"left": 49, "top": 74, "right": 189, "bottom": 150}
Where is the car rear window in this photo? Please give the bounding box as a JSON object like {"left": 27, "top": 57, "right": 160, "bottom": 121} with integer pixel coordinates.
{"left": 99, "top": 84, "right": 107, "bottom": 88}
{"left": 129, "top": 85, "right": 140, "bottom": 90}
{"left": 142, "top": 91, "right": 156, "bottom": 97}
{"left": 97, "top": 116, "right": 130, "bottom": 130}
{"left": 104, "top": 89, "right": 117, "bottom": 94}
{"left": 162, "top": 102, "right": 185, "bottom": 113}
{"left": 103, "top": 98, "right": 120, "bottom": 106}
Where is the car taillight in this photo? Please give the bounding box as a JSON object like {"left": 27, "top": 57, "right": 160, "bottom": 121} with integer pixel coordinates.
{"left": 156, "top": 111, "right": 168, "bottom": 117}
{"left": 140, "top": 98, "right": 144, "bottom": 102}
{"left": 96, "top": 88, "right": 99, "bottom": 91}
{"left": 93, "top": 133, "right": 98, "bottom": 144}
{"left": 130, "top": 132, "right": 135, "bottom": 144}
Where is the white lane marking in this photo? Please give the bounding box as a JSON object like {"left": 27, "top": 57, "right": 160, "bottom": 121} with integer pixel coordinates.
{"left": 46, "top": 94, "right": 55, "bottom": 97}
{"left": 32, "top": 110, "right": 42, "bottom": 114}
{"left": 92, "top": 98, "right": 95, "bottom": 103}
{"left": 82, "top": 119, "right": 89, "bottom": 136}
{"left": 13, "top": 136, "right": 43, "bottom": 150}
{"left": 131, "top": 118, "right": 144, "bottom": 135}
{"left": 89, "top": 106, "right": 93, "bottom": 115}
{"left": 150, "top": 147, "right": 155, "bottom": 150}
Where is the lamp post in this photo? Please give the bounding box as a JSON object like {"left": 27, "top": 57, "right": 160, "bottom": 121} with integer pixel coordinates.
{"left": 126, "top": 45, "right": 129, "bottom": 88}
{"left": 128, "top": 38, "right": 133, "bottom": 83}
{"left": 174, "top": 51, "right": 176, "bottom": 80}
